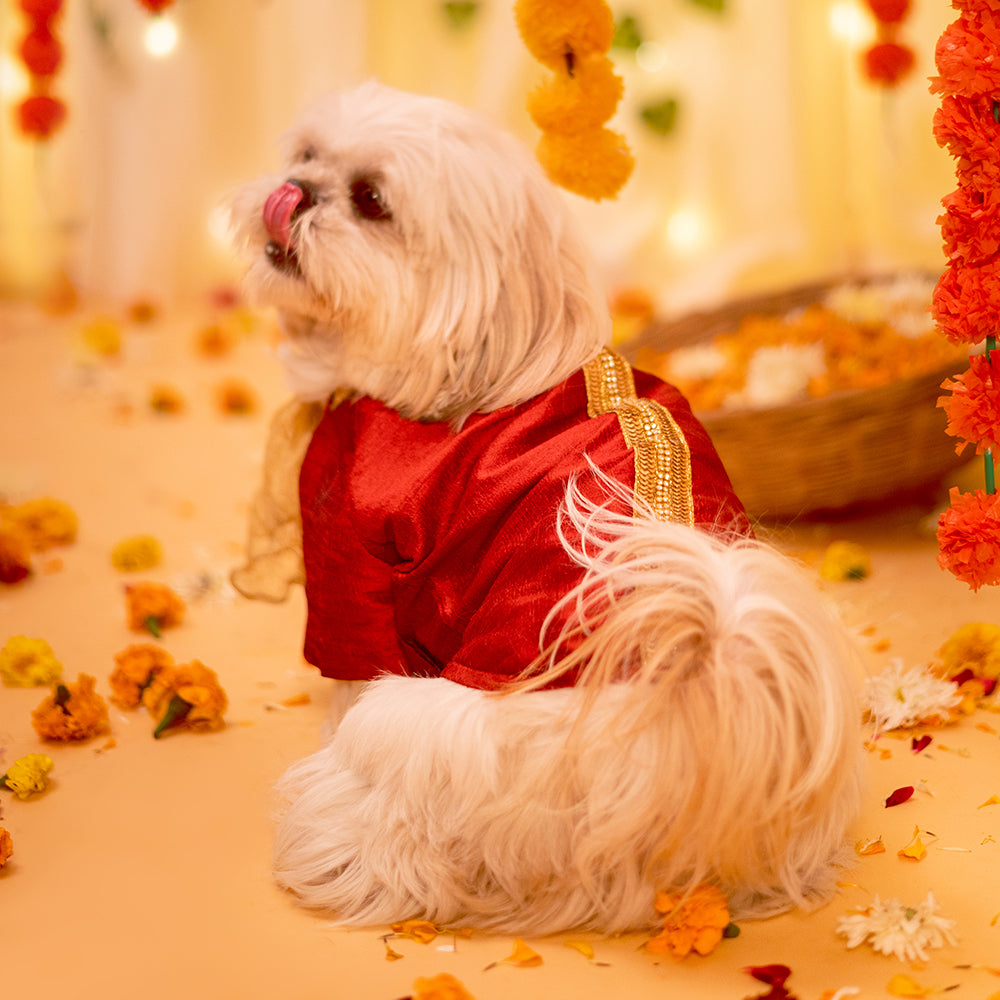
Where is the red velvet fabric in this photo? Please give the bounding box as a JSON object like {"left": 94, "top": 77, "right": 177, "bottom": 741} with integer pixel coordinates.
{"left": 298, "top": 365, "right": 750, "bottom": 690}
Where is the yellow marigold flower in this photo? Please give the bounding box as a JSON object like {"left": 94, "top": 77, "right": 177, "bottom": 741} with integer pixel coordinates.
{"left": 32, "top": 673, "right": 110, "bottom": 742}
{"left": 2, "top": 753, "right": 54, "bottom": 799}
{"left": 144, "top": 659, "right": 228, "bottom": 738}
{"left": 109, "top": 643, "right": 175, "bottom": 709}
{"left": 214, "top": 377, "right": 259, "bottom": 416}
{"left": 536, "top": 127, "right": 634, "bottom": 201}
{"left": 412, "top": 973, "right": 476, "bottom": 1000}
{"left": 124, "top": 581, "right": 186, "bottom": 637}
{"left": 526, "top": 54, "right": 623, "bottom": 133}
{"left": 0, "top": 635, "right": 63, "bottom": 687}
{"left": 128, "top": 298, "right": 159, "bottom": 324}
{"left": 515, "top": 0, "right": 615, "bottom": 70}
{"left": 11, "top": 497, "right": 78, "bottom": 551}
{"left": 0, "top": 827, "right": 12, "bottom": 869}
{"left": 111, "top": 534, "right": 163, "bottom": 573}
{"left": 646, "top": 884, "right": 732, "bottom": 959}
{"left": 81, "top": 316, "right": 122, "bottom": 357}
{"left": 937, "top": 622, "right": 1000, "bottom": 681}
{"left": 0, "top": 515, "right": 33, "bottom": 584}
{"left": 819, "top": 540, "right": 872, "bottom": 582}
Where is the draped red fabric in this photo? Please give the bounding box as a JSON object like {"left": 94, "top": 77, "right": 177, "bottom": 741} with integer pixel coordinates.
{"left": 298, "top": 365, "right": 750, "bottom": 690}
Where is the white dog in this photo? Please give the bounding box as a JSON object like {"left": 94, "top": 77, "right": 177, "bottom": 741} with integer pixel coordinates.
{"left": 230, "top": 81, "right": 864, "bottom": 935}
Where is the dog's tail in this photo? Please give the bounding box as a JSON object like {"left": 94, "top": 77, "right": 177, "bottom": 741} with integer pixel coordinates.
{"left": 517, "top": 473, "right": 866, "bottom": 918}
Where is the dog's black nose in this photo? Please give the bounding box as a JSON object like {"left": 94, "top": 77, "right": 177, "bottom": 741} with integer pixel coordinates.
{"left": 286, "top": 178, "right": 318, "bottom": 216}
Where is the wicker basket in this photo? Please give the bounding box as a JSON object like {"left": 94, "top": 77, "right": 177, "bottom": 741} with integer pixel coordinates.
{"left": 624, "top": 279, "right": 968, "bottom": 520}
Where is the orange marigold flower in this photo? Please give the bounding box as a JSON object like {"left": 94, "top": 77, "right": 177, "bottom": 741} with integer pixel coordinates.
{"left": 646, "top": 884, "right": 732, "bottom": 959}
{"left": 536, "top": 126, "right": 634, "bottom": 201}
{"left": 144, "top": 659, "right": 228, "bottom": 738}
{"left": 937, "top": 487, "right": 1000, "bottom": 590}
{"left": 149, "top": 383, "right": 186, "bottom": 414}
{"left": 865, "top": 0, "right": 910, "bottom": 22}
{"left": 0, "top": 827, "right": 12, "bottom": 868}
{"left": 514, "top": 0, "right": 615, "bottom": 71}
{"left": 11, "top": 496, "right": 78, "bottom": 551}
{"left": 109, "top": 643, "right": 175, "bottom": 708}
{"left": 411, "top": 973, "right": 476, "bottom": 1000}
{"left": 0, "top": 517, "right": 33, "bottom": 584}
{"left": 124, "top": 581, "right": 185, "bottom": 636}
{"left": 863, "top": 41, "right": 915, "bottom": 87}
{"left": 938, "top": 183, "right": 1000, "bottom": 267}
{"left": 526, "top": 54, "right": 623, "bottom": 133}
{"left": 16, "top": 94, "right": 67, "bottom": 141}
{"left": 939, "top": 353, "right": 1000, "bottom": 455}
{"left": 932, "top": 259, "right": 1000, "bottom": 346}
{"left": 932, "top": 14, "right": 1000, "bottom": 99}
{"left": 32, "top": 673, "right": 110, "bottom": 741}
{"left": 194, "top": 323, "right": 236, "bottom": 358}
{"left": 933, "top": 95, "right": 1000, "bottom": 173}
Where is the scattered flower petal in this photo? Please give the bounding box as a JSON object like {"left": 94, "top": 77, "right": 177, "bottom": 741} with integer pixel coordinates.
{"left": 885, "top": 785, "right": 915, "bottom": 807}
{"left": 886, "top": 973, "right": 935, "bottom": 998}
{"left": 898, "top": 826, "right": 928, "bottom": 861}
{"left": 383, "top": 940, "right": 404, "bottom": 961}
{"left": 31, "top": 673, "right": 110, "bottom": 741}
{"left": 411, "top": 973, "right": 476, "bottom": 1000}
{"left": 563, "top": 940, "right": 595, "bottom": 960}
{"left": 0, "top": 827, "right": 12, "bottom": 868}
{"left": 978, "top": 794, "right": 1000, "bottom": 808}
{"left": 646, "top": 884, "right": 732, "bottom": 959}
{"left": 390, "top": 920, "right": 438, "bottom": 944}
{"left": 855, "top": 836, "right": 887, "bottom": 856}
{"left": 487, "top": 938, "right": 543, "bottom": 969}
{"left": 911, "top": 735, "right": 933, "bottom": 753}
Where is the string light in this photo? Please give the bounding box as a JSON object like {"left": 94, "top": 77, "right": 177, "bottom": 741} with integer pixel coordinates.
{"left": 143, "top": 14, "right": 179, "bottom": 58}
{"left": 665, "top": 207, "right": 710, "bottom": 254}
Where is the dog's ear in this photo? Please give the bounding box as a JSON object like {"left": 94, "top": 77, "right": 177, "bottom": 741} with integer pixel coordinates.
{"left": 406, "top": 134, "right": 611, "bottom": 421}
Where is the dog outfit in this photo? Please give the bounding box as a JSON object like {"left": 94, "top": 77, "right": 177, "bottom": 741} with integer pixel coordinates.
{"left": 235, "top": 350, "right": 750, "bottom": 691}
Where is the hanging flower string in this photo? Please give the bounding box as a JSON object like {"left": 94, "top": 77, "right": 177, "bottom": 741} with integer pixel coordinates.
{"left": 931, "top": 0, "right": 1000, "bottom": 590}
{"left": 514, "top": 0, "right": 634, "bottom": 201}
{"left": 15, "top": 0, "right": 67, "bottom": 141}
{"left": 862, "top": 0, "right": 916, "bottom": 88}
{"left": 135, "top": 0, "right": 176, "bottom": 12}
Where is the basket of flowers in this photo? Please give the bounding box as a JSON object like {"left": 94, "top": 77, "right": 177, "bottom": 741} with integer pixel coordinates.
{"left": 625, "top": 274, "right": 969, "bottom": 520}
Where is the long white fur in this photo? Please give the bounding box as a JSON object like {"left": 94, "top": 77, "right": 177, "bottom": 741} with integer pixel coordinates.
{"left": 234, "top": 81, "right": 866, "bottom": 934}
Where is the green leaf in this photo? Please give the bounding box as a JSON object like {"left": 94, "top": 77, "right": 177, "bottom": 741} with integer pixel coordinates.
{"left": 640, "top": 97, "right": 679, "bottom": 136}
{"left": 153, "top": 693, "right": 192, "bottom": 739}
{"left": 442, "top": 1, "right": 479, "bottom": 30}
{"left": 612, "top": 15, "right": 643, "bottom": 51}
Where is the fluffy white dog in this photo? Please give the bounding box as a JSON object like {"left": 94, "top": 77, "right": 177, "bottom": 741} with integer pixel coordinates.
{"left": 230, "top": 80, "right": 864, "bottom": 935}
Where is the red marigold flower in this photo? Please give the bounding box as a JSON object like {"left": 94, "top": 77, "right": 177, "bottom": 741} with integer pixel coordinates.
{"left": 15, "top": 93, "right": 66, "bottom": 140}
{"left": 136, "top": 0, "right": 176, "bottom": 12}
{"left": 953, "top": 0, "right": 1000, "bottom": 17}
{"left": 937, "top": 487, "right": 1000, "bottom": 590}
{"left": 17, "top": 0, "right": 63, "bottom": 24}
{"left": 932, "top": 15, "right": 1000, "bottom": 98}
{"left": 18, "top": 27, "right": 62, "bottom": 77}
{"left": 939, "top": 353, "right": 1000, "bottom": 454}
{"left": 932, "top": 259, "right": 1000, "bottom": 345}
{"left": 933, "top": 94, "right": 1000, "bottom": 167}
{"left": 865, "top": 0, "right": 911, "bottom": 23}
{"left": 864, "top": 41, "right": 916, "bottom": 86}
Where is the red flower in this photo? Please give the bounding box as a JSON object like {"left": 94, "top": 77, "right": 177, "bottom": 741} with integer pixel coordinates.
{"left": 932, "top": 259, "right": 1000, "bottom": 345}
{"left": 937, "top": 487, "right": 1000, "bottom": 590}
{"left": 17, "top": 0, "right": 63, "bottom": 24}
{"left": 863, "top": 41, "right": 916, "bottom": 86}
{"left": 865, "top": 0, "right": 911, "bottom": 23}
{"left": 939, "top": 184, "right": 1000, "bottom": 266}
{"left": 136, "top": 0, "right": 176, "bottom": 12}
{"left": 18, "top": 28, "right": 62, "bottom": 78}
{"left": 953, "top": 0, "right": 1000, "bottom": 16}
{"left": 885, "top": 785, "right": 915, "bottom": 807}
{"left": 939, "top": 352, "right": 1000, "bottom": 454}
{"left": 16, "top": 94, "right": 66, "bottom": 140}
{"left": 933, "top": 94, "right": 1000, "bottom": 168}
{"left": 932, "top": 15, "right": 1000, "bottom": 99}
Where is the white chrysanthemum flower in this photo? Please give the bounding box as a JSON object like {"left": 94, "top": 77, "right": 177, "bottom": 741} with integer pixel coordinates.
{"left": 837, "top": 892, "right": 958, "bottom": 962}
{"left": 665, "top": 343, "right": 727, "bottom": 382}
{"left": 864, "top": 658, "right": 961, "bottom": 732}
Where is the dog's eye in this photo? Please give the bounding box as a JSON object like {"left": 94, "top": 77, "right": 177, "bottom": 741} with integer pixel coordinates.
{"left": 350, "top": 178, "right": 391, "bottom": 222}
{"left": 299, "top": 146, "right": 318, "bottom": 163}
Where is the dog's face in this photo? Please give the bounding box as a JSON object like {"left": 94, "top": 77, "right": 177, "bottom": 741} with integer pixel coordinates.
{"left": 231, "top": 81, "right": 609, "bottom": 421}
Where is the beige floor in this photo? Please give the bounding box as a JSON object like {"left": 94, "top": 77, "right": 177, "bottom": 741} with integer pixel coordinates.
{"left": 1, "top": 300, "right": 998, "bottom": 1000}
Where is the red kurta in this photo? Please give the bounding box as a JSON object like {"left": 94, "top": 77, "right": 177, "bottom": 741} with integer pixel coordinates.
{"left": 299, "top": 358, "right": 749, "bottom": 690}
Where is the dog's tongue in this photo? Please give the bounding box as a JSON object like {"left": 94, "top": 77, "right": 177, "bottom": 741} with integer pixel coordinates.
{"left": 263, "top": 182, "right": 305, "bottom": 249}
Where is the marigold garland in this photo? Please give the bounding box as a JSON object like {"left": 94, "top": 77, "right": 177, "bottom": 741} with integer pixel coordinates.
{"left": 514, "top": 0, "right": 633, "bottom": 200}
{"left": 862, "top": 0, "right": 915, "bottom": 87}
{"left": 932, "top": 0, "right": 1000, "bottom": 589}
{"left": 14, "top": 0, "right": 67, "bottom": 141}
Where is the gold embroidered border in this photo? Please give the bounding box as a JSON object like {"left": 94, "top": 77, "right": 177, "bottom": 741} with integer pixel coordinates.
{"left": 582, "top": 349, "right": 694, "bottom": 525}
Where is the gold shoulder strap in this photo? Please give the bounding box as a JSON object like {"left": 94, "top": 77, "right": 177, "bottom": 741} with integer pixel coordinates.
{"left": 582, "top": 349, "right": 694, "bottom": 525}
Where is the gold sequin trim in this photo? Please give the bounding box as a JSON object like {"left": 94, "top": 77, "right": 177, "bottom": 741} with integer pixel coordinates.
{"left": 582, "top": 349, "right": 694, "bottom": 525}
